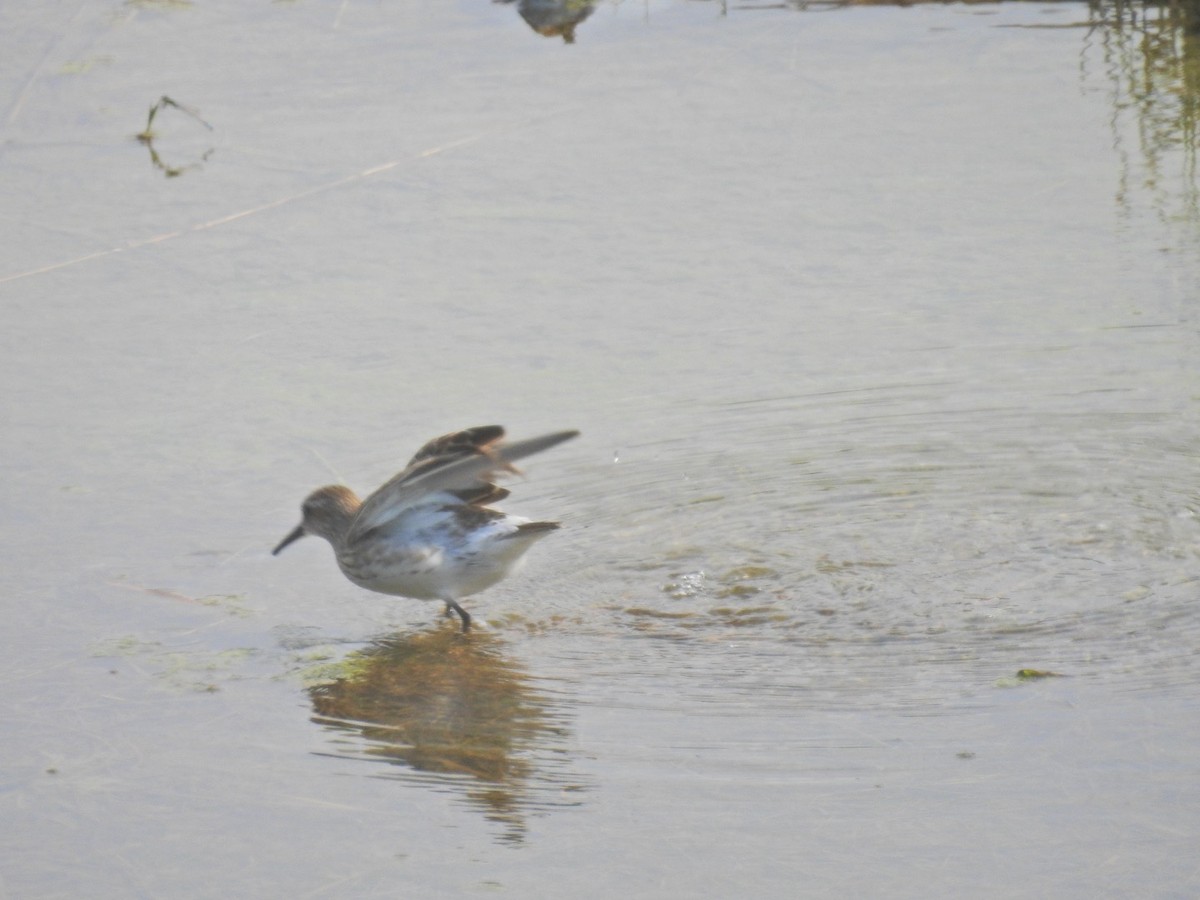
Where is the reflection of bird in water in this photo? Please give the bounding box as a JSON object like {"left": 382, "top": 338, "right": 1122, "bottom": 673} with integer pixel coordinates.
{"left": 274, "top": 426, "right": 578, "bottom": 632}
{"left": 310, "top": 628, "right": 585, "bottom": 845}
{"left": 495, "top": 0, "right": 596, "bottom": 43}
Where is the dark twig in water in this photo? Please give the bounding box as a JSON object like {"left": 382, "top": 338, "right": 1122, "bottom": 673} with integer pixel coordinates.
{"left": 136, "top": 95, "right": 213, "bottom": 143}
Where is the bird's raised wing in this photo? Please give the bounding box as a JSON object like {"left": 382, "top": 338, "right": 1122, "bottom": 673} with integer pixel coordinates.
{"left": 347, "top": 428, "right": 579, "bottom": 541}
{"left": 404, "top": 425, "right": 507, "bottom": 469}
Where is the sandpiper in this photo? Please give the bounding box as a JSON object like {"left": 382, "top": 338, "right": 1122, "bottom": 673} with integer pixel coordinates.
{"left": 273, "top": 426, "right": 578, "bottom": 632}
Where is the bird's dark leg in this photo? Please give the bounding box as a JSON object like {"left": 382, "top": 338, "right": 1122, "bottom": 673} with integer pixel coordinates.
{"left": 445, "top": 599, "right": 471, "bottom": 633}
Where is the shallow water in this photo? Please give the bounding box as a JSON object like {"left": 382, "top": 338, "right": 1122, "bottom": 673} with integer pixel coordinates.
{"left": 2, "top": 0, "right": 1198, "bottom": 896}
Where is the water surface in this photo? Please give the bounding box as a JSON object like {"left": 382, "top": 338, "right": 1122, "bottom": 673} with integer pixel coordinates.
{"left": 1, "top": 1, "right": 1197, "bottom": 896}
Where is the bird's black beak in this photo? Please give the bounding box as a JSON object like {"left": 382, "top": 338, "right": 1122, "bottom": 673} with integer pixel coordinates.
{"left": 272, "top": 524, "right": 306, "bottom": 556}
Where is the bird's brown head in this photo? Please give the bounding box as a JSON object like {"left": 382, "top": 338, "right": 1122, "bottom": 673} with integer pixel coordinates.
{"left": 272, "top": 484, "right": 361, "bottom": 554}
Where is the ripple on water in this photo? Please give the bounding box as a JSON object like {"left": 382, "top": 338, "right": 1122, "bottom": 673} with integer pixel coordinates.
{"left": 555, "top": 386, "right": 1199, "bottom": 710}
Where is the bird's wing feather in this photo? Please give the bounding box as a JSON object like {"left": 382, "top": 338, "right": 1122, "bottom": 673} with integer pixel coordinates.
{"left": 347, "top": 429, "right": 578, "bottom": 542}
{"left": 404, "top": 425, "right": 506, "bottom": 468}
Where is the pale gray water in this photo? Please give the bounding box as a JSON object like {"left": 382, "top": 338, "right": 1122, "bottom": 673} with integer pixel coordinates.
{"left": 1, "top": 0, "right": 1197, "bottom": 897}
